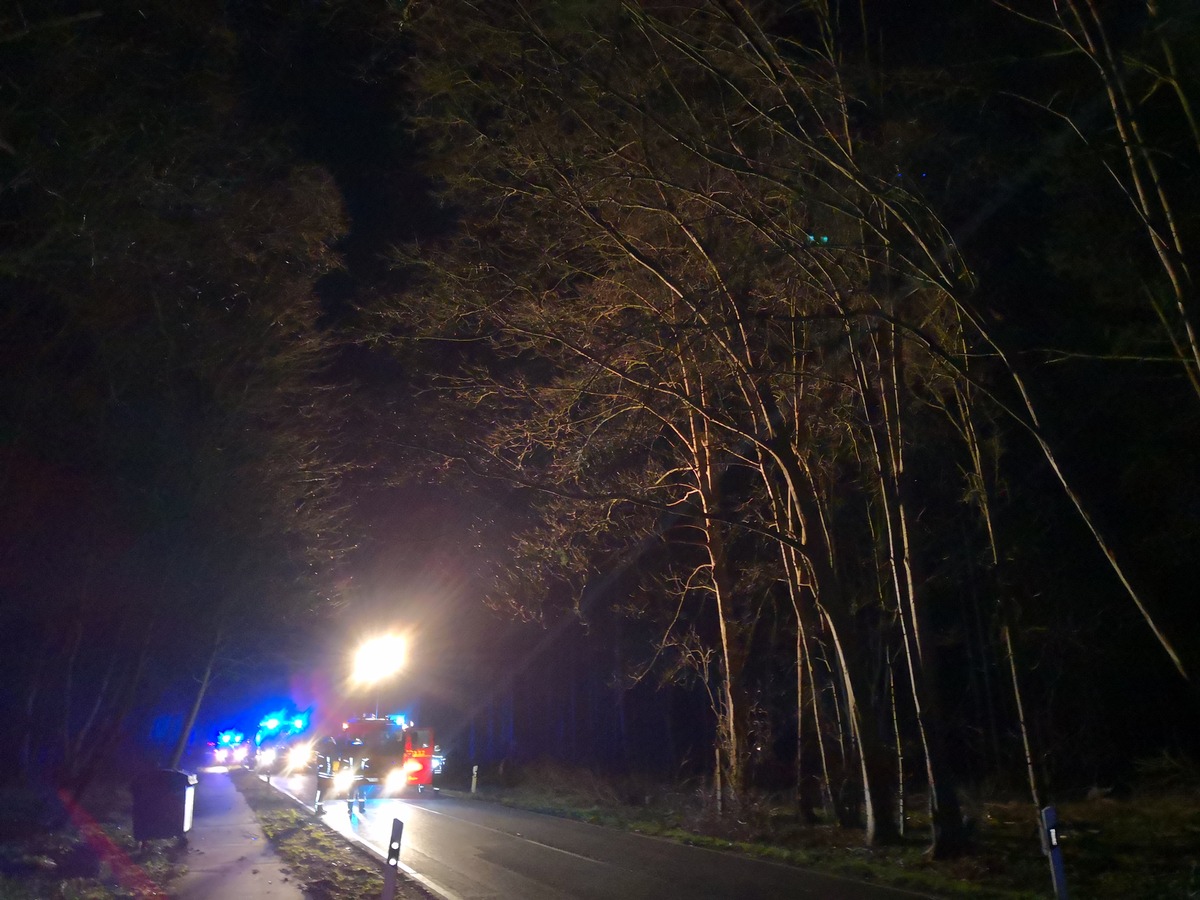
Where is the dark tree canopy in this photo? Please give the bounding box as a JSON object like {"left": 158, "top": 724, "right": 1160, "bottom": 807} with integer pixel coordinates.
{"left": 1, "top": 0, "right": 358, "bottom": 786}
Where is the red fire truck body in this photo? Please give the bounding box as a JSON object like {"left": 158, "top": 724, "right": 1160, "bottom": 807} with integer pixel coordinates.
{"left": 313, "top": 716, "right": 436, "bottom": 813}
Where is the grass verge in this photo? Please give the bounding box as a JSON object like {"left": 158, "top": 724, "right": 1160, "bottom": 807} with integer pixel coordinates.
{"left": 440, "top": 759, "right": 1200, "bottom": 899}
{"left": 230, "top": 770, "right": 432, "bottom": 900}
{"left": 0, "top": 781, "right": 184, "bottom": 899}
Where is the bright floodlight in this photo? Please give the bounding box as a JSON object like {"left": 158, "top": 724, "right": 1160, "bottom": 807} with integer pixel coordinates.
{"left": 353, "top": 633, "right": 407, "bottom": 685}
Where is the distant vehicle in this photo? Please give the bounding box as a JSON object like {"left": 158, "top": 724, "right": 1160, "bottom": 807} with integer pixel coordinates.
{"left": 210, "top": 729, "right": 253, "bottom": 767}
{"left": 254, "top": 709, "right": 312, "bottom": 780}
{"left": 313, "top": 716, "right": 437, "bottom": 814}
{"left": 257, "top": 739, "right": 316, "bottom": 778}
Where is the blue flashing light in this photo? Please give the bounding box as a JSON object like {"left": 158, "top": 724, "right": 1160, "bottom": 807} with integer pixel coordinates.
{"left": 252, "top": 707, "right": 311, "bottom": 745}
{"left": 258, "top": 709, "right": 291, "bottom": 736}
{"left": 217, "top": 729, "right": 244, "bottom": 746}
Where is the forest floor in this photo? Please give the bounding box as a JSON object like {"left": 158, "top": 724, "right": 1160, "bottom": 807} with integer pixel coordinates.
{"left": 443, "top": 755, "right": 1200, "bottom": 899}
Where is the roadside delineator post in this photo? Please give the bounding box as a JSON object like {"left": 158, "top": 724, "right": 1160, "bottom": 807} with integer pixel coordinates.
{"left": 1040, "top": 805, "right": 1069, "bottom": 899}
{"left": 471, "top": 765, "right": 478, "bottom": 794}
{"left": 381, "top": 818, "right": 403, "bottom": 900}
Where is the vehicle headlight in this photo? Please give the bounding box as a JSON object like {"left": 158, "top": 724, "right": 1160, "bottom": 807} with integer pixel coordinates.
{"left": 233, "top": 746, "right": 248, "bottom": 762}
{"left": 259, "top": 748, "right": 277, "bottom": 766}
{"left": 385, "top": 768, "right": 406, "bottom": 792}
{"left": 333, "top": 768, "right": 357, "bottom": 793}
{"left": 286, "top": 743, "right": 312, "bottom": 771}
{"left": 403, "top": 758, "right": 424, "bottom": 775}
{"left": 214, "top": 748, "right": 229, "bottom": 762}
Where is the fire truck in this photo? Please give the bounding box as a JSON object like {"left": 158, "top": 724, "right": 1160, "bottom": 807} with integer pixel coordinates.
{"left": 313, "top": 715, "right": 436, "bottom": 814}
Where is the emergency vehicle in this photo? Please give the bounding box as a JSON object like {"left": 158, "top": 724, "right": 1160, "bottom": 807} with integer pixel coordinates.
{"left": 313, "top": 715, "right": 436, "bottom": 814}
{"left": 210, "top": 729, "right": 253, "bottom": 767}
{"left": 254, "top": 709, "right": 313, "bottom": 779}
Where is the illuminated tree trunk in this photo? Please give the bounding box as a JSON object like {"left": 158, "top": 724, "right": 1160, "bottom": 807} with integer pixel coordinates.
{"left": 765, "top": 433, "right": 898, "bottom": 844}
{"left": 681, "top": 357, "right": 748, "bottom": 800}
{"left": 847, "top": 312, "right": 967, "bottom": 858}
{"left": 761, "top": 450, "right": 836, "bottom": 821}
{"left": 889, "top": 661, "right": 906, "bottom": 837}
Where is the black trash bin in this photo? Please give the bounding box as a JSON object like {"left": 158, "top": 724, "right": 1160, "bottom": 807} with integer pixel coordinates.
{"left": 132, "top": 769, "right": 197, "bottom": 841}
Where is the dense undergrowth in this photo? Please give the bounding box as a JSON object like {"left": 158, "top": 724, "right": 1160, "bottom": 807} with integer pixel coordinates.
{"left": 441, "top": 755, "right": 1200, "bottom": 899}
{"left": 0, "top": 781, "right": 183, "bottom": 899}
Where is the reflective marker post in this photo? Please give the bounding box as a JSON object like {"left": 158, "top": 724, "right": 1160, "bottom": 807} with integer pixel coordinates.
{"left": 381, "top": 818, "right": 404, "bottom": 900}
{"left": 1040, "top": 806, "right": 1069, "bottom": 899}
{"left": 471, "top": 765, "right": 478, "bottom": 794}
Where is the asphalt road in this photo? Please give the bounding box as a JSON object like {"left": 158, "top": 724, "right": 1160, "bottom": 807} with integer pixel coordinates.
{"left": 267, "top": 772, "right": 933, "bottom": 900}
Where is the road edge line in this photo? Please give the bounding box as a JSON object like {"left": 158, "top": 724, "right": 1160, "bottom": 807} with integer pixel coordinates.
{"left": 260, "top": 775, "right": 464, "bottom": 900}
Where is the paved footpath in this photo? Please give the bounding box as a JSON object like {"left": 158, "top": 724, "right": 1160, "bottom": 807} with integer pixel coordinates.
{"left": 169, "top": 769, "right": 307, "bottom": 899}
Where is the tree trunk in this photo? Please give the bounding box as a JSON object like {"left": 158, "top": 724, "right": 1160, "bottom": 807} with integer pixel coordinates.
{"left": 765, "top": 434, "right": 899, "bottom": 844}
{"left": 65, "top": 652, "right": 117, "bottom": 784}
{"left": 68, "top": 632, "right": 153, "bottom": 801}
{"left": 169, "top": 638, "right": 219, "bottom": 770}
{"left": 892, "top": 393, "right": 968, "bottom": 855}
{"left": 889, "top": 660, "right": 906, "bottom": 837}
{"left": 946, "top": 320, "right": 1048, "bottom": 801}
{"left": 846, "top": 310, "right": 968, "bottom": 857}
{"left": 1004, "top": 625, "right": 1043, "bottom": 811}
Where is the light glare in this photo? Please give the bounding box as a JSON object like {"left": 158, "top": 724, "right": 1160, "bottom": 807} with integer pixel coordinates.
{"left": 352, "top": 634, "right": 407, "bottom": 685}
{"left": 333, "top": 768, "right": 357, "bottom": 793}
{"left": 287, "top": 743, "right": 312, "bottom": 771}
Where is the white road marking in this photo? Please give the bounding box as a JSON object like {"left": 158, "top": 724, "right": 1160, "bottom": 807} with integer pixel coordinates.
{"left": 409, "top": 803, "right": 605, "bottom": 864}
{"left": 261, "top": 775, "right": 464, "bottom": 900}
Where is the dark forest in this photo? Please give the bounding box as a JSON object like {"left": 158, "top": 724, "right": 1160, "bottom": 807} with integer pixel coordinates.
{"left": 2, "top": 0, "right": 1198, "bottom": 876}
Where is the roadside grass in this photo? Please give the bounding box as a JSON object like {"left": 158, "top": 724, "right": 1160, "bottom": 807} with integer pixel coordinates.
{"left": 1047, "top": 790, "right": 1200, "bottom": 898}
{"left": 230, "top": 770, "right": 431, "bottom": 900}
{"left": 0, "top": 781, "right": 183, "bottom": 899}
{"left": 442, "top": 758, "right": 1200, "bottom": 899}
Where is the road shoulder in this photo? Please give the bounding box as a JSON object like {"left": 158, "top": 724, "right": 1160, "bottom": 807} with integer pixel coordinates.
{"left": 230, "top": 769, "right": 434, "bottom": 900}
